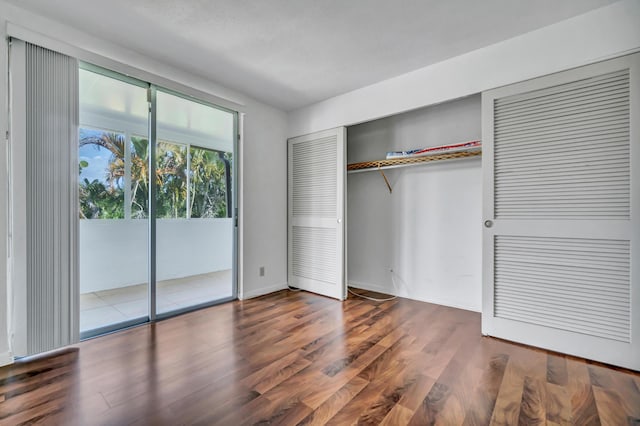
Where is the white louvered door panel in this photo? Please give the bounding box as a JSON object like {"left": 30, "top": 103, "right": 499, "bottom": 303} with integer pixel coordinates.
{"left": 288, "top": 128, "right": 346, "bottom": 300}
{"left": 482, "top": 54, "right": 640, "bottom": 370}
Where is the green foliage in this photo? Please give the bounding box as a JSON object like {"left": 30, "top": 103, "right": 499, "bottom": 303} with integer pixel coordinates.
{"left": 130, "top": 136, "right": 150, "bottom": 218}
{"left": 189, "top": 147, "right": 229, "bottom": 218}
{"left": 79, "top": 178, "right": 125, "bottom": 219}
{"left": 79, "top": 132, "right": 125, "bottom": 219}
{"left": 156, "top": 141, "right": 187, "bottom": 218}
{"left": 79, "top": 130, "right": 230, "bottom": 220}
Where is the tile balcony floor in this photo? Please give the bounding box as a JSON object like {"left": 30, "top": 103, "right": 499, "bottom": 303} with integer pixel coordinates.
{"left": 80, "top": 270, "right": 233, "bottom": 333}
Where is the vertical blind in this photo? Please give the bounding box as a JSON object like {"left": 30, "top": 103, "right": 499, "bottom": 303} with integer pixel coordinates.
{"left": 24, "top": 41, "right": 79, "bottom": 354}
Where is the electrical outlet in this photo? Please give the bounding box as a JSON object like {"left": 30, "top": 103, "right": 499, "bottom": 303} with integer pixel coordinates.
{"left": 259, "top": 266, "right": 265, "bottom": 277}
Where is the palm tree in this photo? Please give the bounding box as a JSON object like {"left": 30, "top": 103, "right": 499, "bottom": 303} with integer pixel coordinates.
{"left": 156, "top": 142, "right": 187, "bottom": 218}
{"left": 80, "top": 131, "right": 229, "bottom": 220}
{"left": 79, "top": 131, "right": 126, "bottom": 218}
{"left": 189, "top": 147, "right": 228, "bottom": 218}
{"left": 130, "top": 136, "right": 150, "bottom": 218}
{"left": 79, "top": 132, "right": 125, "bottom": 191}
{"left": 80, "top": 133, "right": 156, "bottom": 219}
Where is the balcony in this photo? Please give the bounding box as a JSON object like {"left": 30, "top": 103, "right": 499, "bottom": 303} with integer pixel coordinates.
{"left": 79, "top": 218, "right": 234, "bottom": 333}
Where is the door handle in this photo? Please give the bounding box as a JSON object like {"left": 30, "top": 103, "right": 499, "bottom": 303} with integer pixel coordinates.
{"left": 484, "top": 220, "right": 494, "bottom": 228}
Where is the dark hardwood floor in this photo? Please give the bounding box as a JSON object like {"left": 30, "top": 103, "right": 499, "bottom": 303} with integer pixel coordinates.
{"left": 0, "top": 290, "right": 638, "bottom": 425}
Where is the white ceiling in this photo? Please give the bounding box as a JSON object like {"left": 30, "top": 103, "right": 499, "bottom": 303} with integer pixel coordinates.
{"left": 9, "top": 0, "right": 619, "bottom": 111}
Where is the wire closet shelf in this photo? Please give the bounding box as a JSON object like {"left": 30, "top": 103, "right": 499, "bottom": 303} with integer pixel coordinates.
{"left": 346, "top": 148, "right": 482, "bottom": 173}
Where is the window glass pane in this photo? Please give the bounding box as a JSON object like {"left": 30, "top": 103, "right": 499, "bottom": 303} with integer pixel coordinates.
{"left": 78, "top": 128, "right": 125, "bottom": 219}
{"left": 79, "top": 68, "right": 149, "bottom": 336}
{"left": 79, "top": 69, "right": 148, "bottom": 123}
{"left": 157, "top": 93, "right": 233, "bottom": 152}
{"left": 130, "top": 137, "right": 189, "bottom": 219}
{"left": 189, "top": 147, "right": 231, "bottom": 218}
{"left": 156, "top": 141, "right": 187, "bottom": 218}
{"left": 130, "top": 136, "right": 149, "bottom": 219}
{"left": 156, "top": 90, "right": 234, "bottom": 315}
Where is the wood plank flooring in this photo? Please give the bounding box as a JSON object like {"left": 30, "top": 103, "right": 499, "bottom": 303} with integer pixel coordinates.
{"left": 0, "top": 289, "right": 638, "bottom": 425}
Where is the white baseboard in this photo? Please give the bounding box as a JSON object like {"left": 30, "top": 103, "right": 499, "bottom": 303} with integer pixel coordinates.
{"left": 0, "top": 351, "right": 13, "bottom": 367}
{"left": 416, "top": 296, "right": 481, "bottom": 313}
{"left": 348, "top": 280, "right": 481, "bottom": 313}
{"left": 240, "top": 282, "right": 288, "bottom": 300}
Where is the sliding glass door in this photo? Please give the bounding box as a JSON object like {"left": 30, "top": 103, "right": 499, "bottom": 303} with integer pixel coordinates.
{"left": 155, "top": 90, "right": 236, "bottom": 315}
{"left": 78, "top": 68, "right": 150, "bottom": 334}
{"left": 79, "top": 66, "right": 237, "bottom": 337}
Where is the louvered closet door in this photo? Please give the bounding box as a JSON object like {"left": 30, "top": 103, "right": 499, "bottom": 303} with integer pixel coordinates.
{"left": 288, "top": 128, "right": 346, "bottom": 300}
{"left": 482, "top": 53, "right": 639, "bottom": 370}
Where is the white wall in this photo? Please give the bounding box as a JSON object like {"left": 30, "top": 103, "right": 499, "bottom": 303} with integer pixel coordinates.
{"left": 79, "top": 219, "right": 233, "bottom": 293}
{"left": 240, "top": 105, "right": 289, "bottom": 299}
{"left": 0, "top": 1, "right": 288, "bottom": 365}
{"left": 288, "top": 0, "right": 640, "bottom": 138}
{"left": 347, "top": 96, "right": 482, "bottom": 311}
{"left": 0, "top": 7, "right": 10, "bottom": 366}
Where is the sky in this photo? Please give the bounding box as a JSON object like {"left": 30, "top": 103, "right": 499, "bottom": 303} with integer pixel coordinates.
{"left": 79, "top": 128, "right": 117, "bottom": 185}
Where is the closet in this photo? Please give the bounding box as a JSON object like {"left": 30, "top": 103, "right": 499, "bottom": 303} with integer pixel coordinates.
{"left": 346, "top": 96, "right": 482, "bottom": 311}
{"left": 287, "top": 53, "right": 639, "bottom": 370}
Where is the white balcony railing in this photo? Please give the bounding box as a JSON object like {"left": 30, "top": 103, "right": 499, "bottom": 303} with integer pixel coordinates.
{"left": 80, "top": 218, "right": 233, "bottom": 293}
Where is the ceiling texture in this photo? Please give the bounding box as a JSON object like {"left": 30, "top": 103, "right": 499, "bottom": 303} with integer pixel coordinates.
{"left": 8, "top": 0, "right": 620, "bottom": 110}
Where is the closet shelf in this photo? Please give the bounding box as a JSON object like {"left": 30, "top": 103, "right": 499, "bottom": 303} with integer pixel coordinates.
{"left": 346, "top": 149, "right": 482, "bottom": 173}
